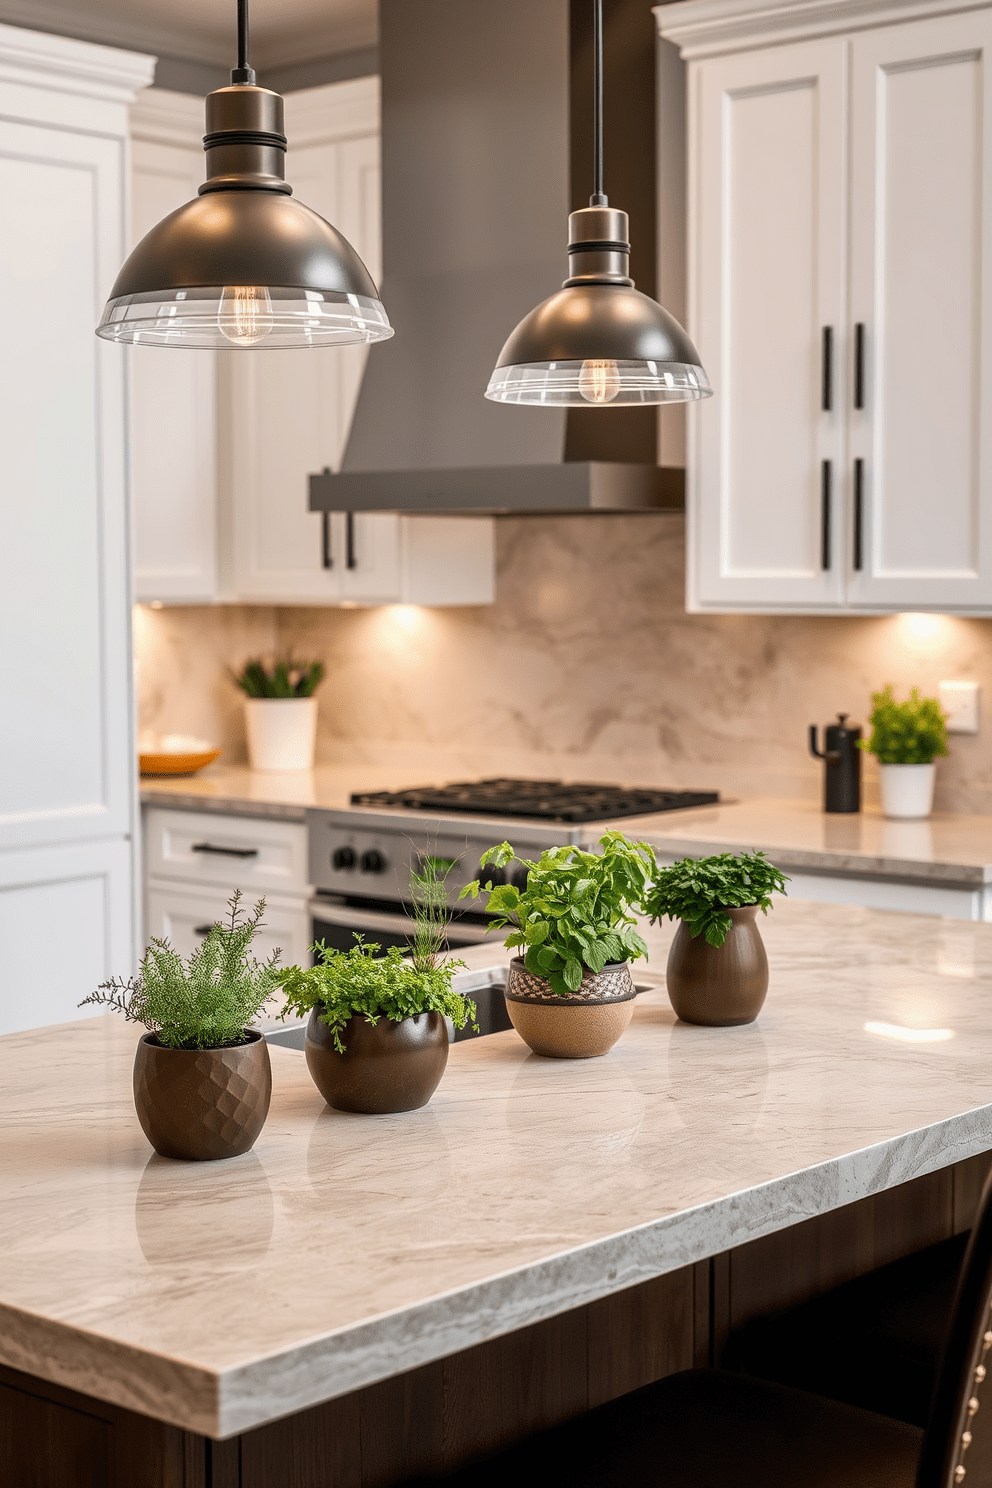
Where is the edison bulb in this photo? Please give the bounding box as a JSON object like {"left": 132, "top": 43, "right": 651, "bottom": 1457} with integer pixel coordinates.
{"left": 578, "top": 358, "right": 622, "bottom": 404}
{"left": 217, "top": 285, "right": 274, "bottom": 346}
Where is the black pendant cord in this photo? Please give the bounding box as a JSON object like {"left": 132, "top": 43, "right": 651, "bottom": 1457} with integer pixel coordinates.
{"left": 232, "top": 0, "right": 256, "bottom": 84}
{"left": 591, "top": 0, "right": 607, "bottom": 206}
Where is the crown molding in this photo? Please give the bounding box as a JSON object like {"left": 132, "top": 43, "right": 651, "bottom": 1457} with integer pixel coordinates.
{"left": 284, "top": 74, "right": 379, "bottom": 146}
{"left": 0, "top": 19, "right": 154, "bottom": 100}
{"left": 0, "top": 1, "right": 224, "bottom": 66}
{"left": 130, "top": 85, "right": 203, "bottom": 147}
{"left": 655, "top": 0, "right": 992, "bottom": 57}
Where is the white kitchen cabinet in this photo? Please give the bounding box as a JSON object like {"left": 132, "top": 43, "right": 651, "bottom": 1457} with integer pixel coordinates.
{"left": 146, "top": 884, "right": 311, "bottom": 968}
{"left": 660, "top": 0, "right": 992, "bottom": 615}
{"left": 0, "top": 24, "right": 152, "bottom": 1033}
{"left": 220, "top": 78, "right": 495, "bottom": 607}
{"left": 130, "top": 90, "right": 218, "bottom": 603}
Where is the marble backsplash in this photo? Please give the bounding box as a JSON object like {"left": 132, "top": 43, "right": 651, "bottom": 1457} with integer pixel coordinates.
{"left": 134, "top": 514, "right": 992, "bottom": 812}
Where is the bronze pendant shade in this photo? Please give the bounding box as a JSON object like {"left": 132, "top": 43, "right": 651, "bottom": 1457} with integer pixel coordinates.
{"left": 486, "top": 0, "right": 710, "bottom": 407}
{"left": 96, "top": 2, "right": 392, "bottom": 350}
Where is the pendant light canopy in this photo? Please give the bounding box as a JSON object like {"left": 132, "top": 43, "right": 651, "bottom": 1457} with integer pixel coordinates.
{"left": 96, "top": 1, "right": 393, "bottom": 350}
{"left": 486, "top": 0, "right": 710, "bottom": 406}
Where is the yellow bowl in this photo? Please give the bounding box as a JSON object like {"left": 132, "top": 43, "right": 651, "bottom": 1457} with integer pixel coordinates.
{"left": 139, "top": 748, "right": 221, "bottom": 777}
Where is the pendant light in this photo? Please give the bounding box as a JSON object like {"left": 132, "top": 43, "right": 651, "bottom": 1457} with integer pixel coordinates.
{"left": 485, "top": 0, "right": 710, "bottom": 406}
{"left": 96, "top": 0, "right": 393, "bottom": 350}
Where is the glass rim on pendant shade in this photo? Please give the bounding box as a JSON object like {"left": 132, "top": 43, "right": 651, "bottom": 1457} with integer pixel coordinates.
{"left": 486, "top": 358, "right": 711, "bottom": 406}
{"left": 97, "top": 285, "right": 393, "bottom": 350}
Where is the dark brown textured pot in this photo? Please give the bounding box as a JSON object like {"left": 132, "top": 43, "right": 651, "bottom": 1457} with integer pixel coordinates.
{"left": 305, "top": 1009, "right": 449, "bottom": 1114}
{"left": 665, "top": 905, "right": 769, "bottom": 1026}
{"left": 132, "top": 1030, "right": 272, "bottom": 1161}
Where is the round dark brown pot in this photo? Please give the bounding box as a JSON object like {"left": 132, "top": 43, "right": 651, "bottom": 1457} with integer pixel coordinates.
{"left": 305, "top": 1009, "right": 449, "bottom": 1114}
{"left": 132, "top": 1030, "right": 272, "bottom": 1161}
{"left": 505, "top": 958, "right": 636, "bottom": 1059}
{"left": 665, "top": 905, "right": 769, "bottom": 1026}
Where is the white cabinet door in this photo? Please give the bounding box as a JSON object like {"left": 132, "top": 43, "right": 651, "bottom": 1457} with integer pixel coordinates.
{"left": 689, "top": 38, "right": 847, "bottom": 611}
{"left": 130, "top": 91, "right": 218, "bottom": 603}
{"left": 0, "top": 840, "right": 134, "bottom": 1035}
{"left": 847, "top": 10, "right": 992, "bottom": 610}
{"left": 146, "top": 883, "right": 311, "bottom": 969}
{"left": 0, "top": 116, "right": 136, "bottom": 851}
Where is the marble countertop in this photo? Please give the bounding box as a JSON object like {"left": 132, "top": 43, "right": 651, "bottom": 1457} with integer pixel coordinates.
{"left": 4, "top": 900, "right": 992, "bottom": 1438}
{"left": 141, "top": 766, "right": 992, "bottom": 885}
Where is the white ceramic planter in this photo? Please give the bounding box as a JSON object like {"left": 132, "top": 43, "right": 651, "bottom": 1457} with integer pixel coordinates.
{"left": 244, "top": 697, "right": 317, "bottom": 771}
{"left": 879, "top": 761, "right": 936, "bottom": 820}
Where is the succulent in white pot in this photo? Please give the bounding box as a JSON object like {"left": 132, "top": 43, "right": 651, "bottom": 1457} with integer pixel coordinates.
{"left": 859, "top": 685, "right": 949, "bottom": 819}
{"left": 235, "top": 658, "right": 324, "bottom": 771}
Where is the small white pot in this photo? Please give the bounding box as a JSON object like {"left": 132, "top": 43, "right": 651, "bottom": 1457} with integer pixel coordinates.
{"left": 244, "top": 697, "right": 317, "bottom": 771}
{"left": 879, "top": 761, "right": 936, "bottom": 820}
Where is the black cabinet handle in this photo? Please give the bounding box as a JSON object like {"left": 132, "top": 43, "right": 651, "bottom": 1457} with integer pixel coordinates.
{"left": 194, "top": 924, "right": 215, "bottom": 937}
{"left": 321, "top": 511, "right": 333, "bottom": 570}
{"left": 821, "top": 326, "right": 833, "bottom": 412}
{"left": 821, "top": 459, "right": 832, "bottom": 570}
{"left": 191, "top": 842, "right": 259, "bottom": 859}
{"left": 854, "top": 323, "right": 866, "bottom": 409}
{"left": 853, "top": 458, "right": 864, "bottom": 571}
{"left": 346, "top": 511, "right": 358, "bottom": 570}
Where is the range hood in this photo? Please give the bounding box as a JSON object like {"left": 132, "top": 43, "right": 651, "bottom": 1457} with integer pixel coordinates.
{"left": 310, "top": 0, "right": 685, "bottom": 517}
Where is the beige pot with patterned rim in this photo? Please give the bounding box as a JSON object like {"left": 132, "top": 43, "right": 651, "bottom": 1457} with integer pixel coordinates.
{"left": 504, "top": 957, "right": 636, "bottom": 1059}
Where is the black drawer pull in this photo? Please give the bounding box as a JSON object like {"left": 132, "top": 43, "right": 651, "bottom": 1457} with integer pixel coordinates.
{"left": 346, "top": 511, "right": 358, "bottom": 570}
{"left": 191, "top": 842, "right": 259, "bottom": 859}
{"left": 853, "top": 458, "right": 864, "bottom": 571}
{"left": 321, "top": 510, "right": 333, "bottom": 569}
{"left": 821, "top": 326, "right": 833, "bottom": 412}
{"left": 854, "top": 323, "right": 866, "bottom": 409}
{"left": 821, "top": 459, "right": 832, "bottom": 570}
{"left": 194, "top": 924, "right": 215, "bottom": 937}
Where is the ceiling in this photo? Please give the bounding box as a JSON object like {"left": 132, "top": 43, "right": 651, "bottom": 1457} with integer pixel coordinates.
{"left": 0, "top": 0, "right": 378, "bottom": 69}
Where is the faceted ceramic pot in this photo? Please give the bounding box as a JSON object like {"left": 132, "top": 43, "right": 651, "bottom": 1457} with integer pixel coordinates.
{"left": 504, "top": 957, "right": 636, "bottom": 1059}
{"left": 305, "top": 1008, "right": 449, "bottom": 1114}
{"left": 132, "top": 1029, "right": 272, "bottom": 1161}
{"left": 666, "top": 905, "right": 768, "bottom": 1027}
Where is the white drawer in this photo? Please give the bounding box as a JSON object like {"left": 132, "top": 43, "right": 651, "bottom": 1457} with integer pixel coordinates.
{"left": 146, "top": 881, "right": 312, "bottom": 970}
{"left": 144, "top": 807, "right": 310, "bottom": 895}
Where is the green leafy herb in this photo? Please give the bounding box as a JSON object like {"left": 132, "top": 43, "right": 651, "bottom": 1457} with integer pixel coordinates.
{"left": 79, "top": 891, "right": 282, "bottom": 1049}
{"left": 459, "top": 830, "right": 655, "bottom": 997}
{"left": 642, "top": 851, "right": 789, "bottom": 949}
{"left": 858, "top": 685, "right": 948, "bottom": 764}
{"left": 234, "top": 657, "right": 324, "bottom": 698}
{"left": 277, "top": 856, "right": 474, "bottom": 1051}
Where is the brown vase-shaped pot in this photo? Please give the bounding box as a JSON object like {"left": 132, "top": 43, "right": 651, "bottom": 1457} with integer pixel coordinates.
{"left": 132, "top": 1030, "right": 272, "bottom": 1161}
{"left": 305, "top": 1009, "right": 449, "bottom": 1114}
{"left": 665, "top": 905, "right": 769, "bottom": 1026}
{"left": 504, "top": 958, "right": 636, "bottom": 1059}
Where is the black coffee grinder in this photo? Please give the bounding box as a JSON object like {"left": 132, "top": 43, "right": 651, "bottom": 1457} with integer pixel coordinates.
{"left": 809, "top": 714, "right": 862, "bottom": 813}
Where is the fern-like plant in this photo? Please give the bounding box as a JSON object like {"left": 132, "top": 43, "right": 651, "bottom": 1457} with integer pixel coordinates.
{"left": 643, "top": 851, "right": 789, "bottom": 949}
{"left": 858, "top": 685, "right": 948, "bottom": 764}
{"left": 80, "top": 891, "right": 282, "bottom": 1049}
{"left": 459, "top": 831, "right": 655, "bottom": 997}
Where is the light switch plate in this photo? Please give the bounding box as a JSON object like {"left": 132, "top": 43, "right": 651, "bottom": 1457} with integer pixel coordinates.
{"left": 938, "top": 680, "right": 979, "bottom": 734}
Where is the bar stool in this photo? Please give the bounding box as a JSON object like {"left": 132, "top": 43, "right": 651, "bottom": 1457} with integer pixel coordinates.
{"left": 403, "top": 1170, "right": 992, "bottom": 1487}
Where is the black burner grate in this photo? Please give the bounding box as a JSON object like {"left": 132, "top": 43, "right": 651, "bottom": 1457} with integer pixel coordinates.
{"left": 349, "top": 778, "right": 719, "bottom": 824}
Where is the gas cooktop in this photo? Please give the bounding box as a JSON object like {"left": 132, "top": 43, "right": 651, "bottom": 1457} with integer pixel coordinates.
{"left": 349, "top": 778, "right": 719, "bottom": 825}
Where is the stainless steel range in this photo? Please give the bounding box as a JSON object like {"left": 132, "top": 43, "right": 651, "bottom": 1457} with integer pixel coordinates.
{"left": 307, "top": 778, "right": 718, "bottom": 958}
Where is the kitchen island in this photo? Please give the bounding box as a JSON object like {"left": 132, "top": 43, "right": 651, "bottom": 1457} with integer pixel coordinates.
{"left": 4, "top": 900, "right": 992, "bottom": 1485}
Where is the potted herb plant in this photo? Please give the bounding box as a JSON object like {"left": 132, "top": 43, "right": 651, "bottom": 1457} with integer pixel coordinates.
{"left": 235, "top": 657, "right": 324, "bottom": 771}
{"left": 460, "top": 831, "right": 654, "bottom": 1059}
{"left": 278, "top": 861, "right": 476, "bottom": 1113}
{"left": 643, "top": 851, "right": 788, "bottom": 1026}
{"left": 858, "top": 685, "right": 948, "bottom": 819}
{"left": 80, "top": 892, "right": 281, "bottom": 1160}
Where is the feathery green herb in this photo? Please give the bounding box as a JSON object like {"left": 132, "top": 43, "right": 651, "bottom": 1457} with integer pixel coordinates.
{"left": 79, "top": 891, "right": 282, "bottom": 1048}
{"left": 235, "top": 657, "right": 324, "bottom": 698}
{"left": 858, "top": 685, "right": 948, "bottom": 765}
{"left": 460, "top": 830, "right": 655, "bottom": 997}
{"left": 643, "top": 851, "right": 789, "bottom": 949}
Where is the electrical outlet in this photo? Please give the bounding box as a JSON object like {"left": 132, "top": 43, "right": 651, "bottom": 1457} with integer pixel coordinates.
{"left": 938, "top": 680, "right": 979, "bottom": 734}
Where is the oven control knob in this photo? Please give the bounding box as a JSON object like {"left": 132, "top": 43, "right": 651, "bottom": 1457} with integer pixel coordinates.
{"left": 481, "top": 862, "right": 506, "bottom": 886}
{"left": 332, "top": 846, "right": 356, "bottom": 871}
{"left": 360, "top": 849, "right": 387, "bottom": 874}
{"left": 511, "top": 866, "right": 530, "bottom": 891}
